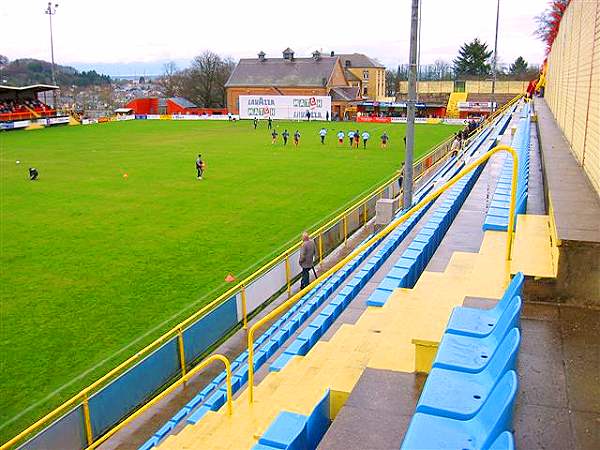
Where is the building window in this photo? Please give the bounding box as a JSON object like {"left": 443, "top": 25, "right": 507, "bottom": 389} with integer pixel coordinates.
{"left": 363, "top": 87, "right": 368, "bottom": 96}
{"left": 363, "top": 70, "right": 369, "bottom": 80}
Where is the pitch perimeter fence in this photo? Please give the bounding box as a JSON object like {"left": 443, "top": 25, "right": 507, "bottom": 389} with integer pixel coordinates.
{"left": 2, "top": 95, "right": 521, "bottom": 450}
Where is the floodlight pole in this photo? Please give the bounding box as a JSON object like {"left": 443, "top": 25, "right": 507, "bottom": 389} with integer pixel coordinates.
{"left": 491, "top": 0, "right": 500, "bottom": 112}
{"left": 45, "top": 2, "right": 59, "bottom": 108}
{"left": 403, "top": 0, "right": 420, "bottom": 209}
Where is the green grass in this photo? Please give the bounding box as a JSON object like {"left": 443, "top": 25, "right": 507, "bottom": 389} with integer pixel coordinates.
{"left": 0, "top": 119, "right": 459, "bottom": 441}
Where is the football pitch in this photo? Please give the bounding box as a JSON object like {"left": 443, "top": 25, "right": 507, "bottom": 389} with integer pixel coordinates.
{"left": 0, "top": 119, "right": 460, "bottom": 440}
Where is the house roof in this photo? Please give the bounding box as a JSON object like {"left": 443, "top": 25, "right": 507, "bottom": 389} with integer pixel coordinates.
{"left": 169, "top": 97, "right": 197, "bottom": 108}
{"left": 225, "top": 56, "right": 339, "bottom": 88}
{"left": 337, "top": 53, "right": 385, "bottom": 69}
{"left": 330, "top": 86, "right": 360, "bottom": 102}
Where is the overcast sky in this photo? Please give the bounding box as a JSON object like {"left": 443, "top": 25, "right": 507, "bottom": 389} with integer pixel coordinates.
{"left": 1, "top": 0, "right": 549, "bottom": 75}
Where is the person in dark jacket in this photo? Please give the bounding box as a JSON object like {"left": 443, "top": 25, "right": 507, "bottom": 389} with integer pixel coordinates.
{"left": 195, "top": 155, "right": 204, "bottom": 180}
{"left": 299, "top": 231, "right": 316, "bottom": 289}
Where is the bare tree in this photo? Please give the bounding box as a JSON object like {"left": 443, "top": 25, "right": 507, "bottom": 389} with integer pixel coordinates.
{"left": 432, "top": 60, "right": 452, "bottom": 80}
{"left": 157, "top": 61, "right": 180, "bottom": 97}
{"left": 183, "top": 51, "right": 234, "bottom": 107}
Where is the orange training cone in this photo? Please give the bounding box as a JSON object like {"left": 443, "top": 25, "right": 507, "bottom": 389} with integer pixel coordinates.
{"left": 225, "top": 273, "right": 236, "bottom": 283}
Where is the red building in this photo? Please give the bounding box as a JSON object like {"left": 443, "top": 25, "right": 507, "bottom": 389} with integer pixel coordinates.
{"left": 125, "top": 97, "right": 227, "bottom": 115}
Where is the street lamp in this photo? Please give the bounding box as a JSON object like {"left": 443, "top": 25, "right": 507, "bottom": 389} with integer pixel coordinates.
{"left": 45, "top": 2, "right": 59, "bottom": 107}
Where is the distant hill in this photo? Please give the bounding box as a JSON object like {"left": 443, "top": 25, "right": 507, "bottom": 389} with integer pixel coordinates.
{"left": 0, "top": 58, "right": 111, "bottom": 87}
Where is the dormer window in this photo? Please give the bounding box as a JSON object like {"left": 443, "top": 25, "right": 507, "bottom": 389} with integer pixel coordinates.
{"left": 282, "top": 48, "right": 295, "bottom": 60}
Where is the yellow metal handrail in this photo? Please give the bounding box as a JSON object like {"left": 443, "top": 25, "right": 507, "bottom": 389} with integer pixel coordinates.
{"left": 85, "top": 354, "right": 232, "bottom": 449}
{"left": 247, "top": 144, "right": 519, "bottom": 403}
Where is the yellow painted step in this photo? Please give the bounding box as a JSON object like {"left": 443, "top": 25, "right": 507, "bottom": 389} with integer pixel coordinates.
{"left": 511, "top": 214, "right": 557, "bottom": 278}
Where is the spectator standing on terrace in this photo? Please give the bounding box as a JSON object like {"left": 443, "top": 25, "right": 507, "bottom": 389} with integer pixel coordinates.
{"left": 319, "top": 127, "right": 327, "bottom": 144}
{"left": 361, "top": 131, "right": 370, "bottom": 149}
{"left": 326, "top": 111, "right": 330, "bottom": 121}
{"left": 398, "top": 162, "right": 405, "bottom": 193}
{"left": 299, "top": 231, "right": 316, "bottom": 289}
{"left": 450, "top": 134, "right": 461, "bottom": 157}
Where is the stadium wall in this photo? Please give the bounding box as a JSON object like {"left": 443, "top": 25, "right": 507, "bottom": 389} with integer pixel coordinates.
{"left": 545, "top": 0, "right": 600, "bottom": 195}
{"left": 398, "top": 80, "right": 528, "bottom": 94}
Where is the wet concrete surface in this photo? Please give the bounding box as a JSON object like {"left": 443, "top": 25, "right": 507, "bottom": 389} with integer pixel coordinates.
{"left": 515, "top": 303, "right": 600, "bottom": 450}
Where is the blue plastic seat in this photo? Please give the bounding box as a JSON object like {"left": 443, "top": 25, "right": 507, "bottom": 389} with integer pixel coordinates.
{"left": 401, "top": 371, "right": 518, "bottom": 450}
{"left": 416, "top": 328, "right": 520, "bottom": 420}
{"left": 446, "top": 273, "right": 524, "bottom": 338}
{"left": 433, "top": 298, "right": 521, "bottom": 374}
{"left": 258, "top": 411, "right": 307, "bottom": 449}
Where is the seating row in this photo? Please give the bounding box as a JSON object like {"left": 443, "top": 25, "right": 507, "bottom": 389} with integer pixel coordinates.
{"left": 366, "top": 163, "right": 485, "bottom": 307}
{"left": 401, "top": 273, "right": 524, "bottom": 450}
{"left": 483, "top": 103, "right": 531, "bottom": 231}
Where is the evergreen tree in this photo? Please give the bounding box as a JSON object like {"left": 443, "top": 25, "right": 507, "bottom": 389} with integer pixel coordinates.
{"left": 453, "top": 38, "right": 493, "bottom": 77}
{"left": 509, "top": 56, "right": 528, "bottom": 75}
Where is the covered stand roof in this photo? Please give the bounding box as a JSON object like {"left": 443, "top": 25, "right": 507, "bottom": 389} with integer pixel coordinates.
{"left": 0, "top": 84, "right": 59, "bottom": 95}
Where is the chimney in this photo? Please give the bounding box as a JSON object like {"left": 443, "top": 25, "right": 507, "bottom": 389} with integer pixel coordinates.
{"left": 282, "top": 48, "right": 294, "bottom": 60}
{"left": 312, "top": 50, "right": 321, "bottom": 61}
{"left": 258, "top": 51, "right": 266, "bottom": 61}
{"left": 330, "top": 51, "right": 335, "bottom": 57}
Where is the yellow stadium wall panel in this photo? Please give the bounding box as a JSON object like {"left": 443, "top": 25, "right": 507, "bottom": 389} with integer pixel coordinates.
{"left": 545, "top": 0, "right": 600, "bottom": 195}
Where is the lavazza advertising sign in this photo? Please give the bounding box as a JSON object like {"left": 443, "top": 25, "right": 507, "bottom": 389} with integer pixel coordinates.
{"left": 239, "top": 95, "right": 331, "bottom": 120}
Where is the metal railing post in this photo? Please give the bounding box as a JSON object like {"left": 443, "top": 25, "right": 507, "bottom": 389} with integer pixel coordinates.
{"left": 363, "top": 202, "right": 368, "bottom": 224}
{"left": 82, "top": 394, "right": 93, "bottom": 446}
{"left": 177, "top": 328, "right": 186, "bottom": 377}
{"left": 318, "top": 234, "right": 323, "bottom": 265}
{"left": 241, "top": 285, "right": 248, "bottom": 329}
{"left": 343, "top": 215, "right": 348, "bottom": 245}
{"left": 285, "top": 253, "right": 291, "bottom": 296}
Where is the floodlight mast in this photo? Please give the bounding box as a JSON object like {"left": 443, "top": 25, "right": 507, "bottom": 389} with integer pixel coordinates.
{"left": 45, "top": 2, "right": 59, "bottom": 108}
{"left": 491, "top": 0, "right": 500, "bottom": 112}
{"left": 403, "top": 0, "right": 420, "bottom": 209}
